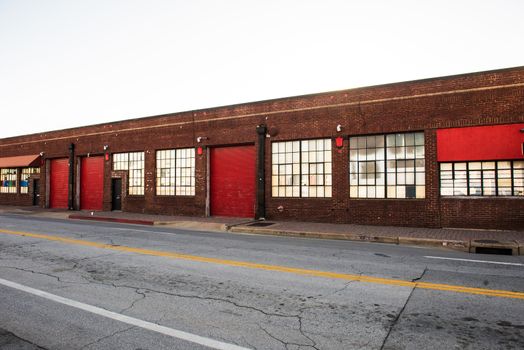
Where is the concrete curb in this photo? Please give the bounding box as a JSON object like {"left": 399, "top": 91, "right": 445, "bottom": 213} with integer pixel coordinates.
{"left": 68, "top": 215, "right": 154, "bottom": 226}
{"left": 230, "top": 226, "right": 523, "bottom": 255}
{"left": 156, "top": 221, "right": 227, "bottom": 232}
{"left": 230, "top": 226, "right": 399, "bottom": 244}
{"left": 68, "top": 215, "right": 228, "bottom": 232}
{"left": 398, "top": 237, "right": 470, "bottom": 252}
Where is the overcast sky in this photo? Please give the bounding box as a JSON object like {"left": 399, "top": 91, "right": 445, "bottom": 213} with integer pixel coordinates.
{"left": 0, "top": 0, "right": 522, "bottom": 139}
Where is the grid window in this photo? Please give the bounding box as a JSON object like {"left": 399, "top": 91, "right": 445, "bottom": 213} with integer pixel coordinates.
{"left": 112, "top": 152, "right": 144, "bottom": 195}
{"left": 440, "top": 161, "right": 524, "bottom": 197}
{"left": 350, "top": 132, "right": 425, "bottom": 199}
{"left": 175, "top": 148, "right": 195, "bottom": 196}
{"left": 350, "top": 135, "right": 385, "bottom": 198}
{"left": 20, "top": 167, "right": 40, "bottom": 194}
{"left": 271, "top": 139, "right": 332, "bottom": 198}
{"left": 1, "top": 168, "right": 17, "bottom": 194}
{"left": 514, "top": 161, "right": 524, "bottom": 196}
{"left": 156, "top": 148, "right": 195, "bottom": 196}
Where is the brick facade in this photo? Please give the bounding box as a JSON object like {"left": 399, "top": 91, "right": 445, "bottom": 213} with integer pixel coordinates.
{"left": 1, "top": 67, "right": 523, "bottom": 229}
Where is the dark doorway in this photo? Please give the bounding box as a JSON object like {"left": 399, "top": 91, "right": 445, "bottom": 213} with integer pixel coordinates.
{"left": 33, "top": 179, "right": 40, "bottom": 206}
{"left": 111, "top": 178, "right": 122, "bottom": 211}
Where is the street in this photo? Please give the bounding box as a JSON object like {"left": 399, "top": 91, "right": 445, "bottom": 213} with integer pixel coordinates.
{"left": 0, "top": 214, "right": 523, "bottom": 349}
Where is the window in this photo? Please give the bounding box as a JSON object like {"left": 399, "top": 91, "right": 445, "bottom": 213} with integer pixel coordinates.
{"left": 440, "top": 160, "right": 524, "bottom": 196}
{"left": 271, "top": 139, "right": 332, "bottom": 198}
{"left": 112, "top": 152, "right": 145, "bottom": 195}
{"left": 20, "top": 167, "right": 40, "bottom": 194}
{"left": 1, "top": 168, "right": 17, "bottom": 194}
{"left": 156, "top": 148, "right": 195, "bottom": 196}
{"left": 350, "top": 132, "right": 425, "bottom": 198}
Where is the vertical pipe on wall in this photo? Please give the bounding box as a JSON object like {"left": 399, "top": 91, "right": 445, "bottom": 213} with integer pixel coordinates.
{"left": 256, "top": 124, "right": 267, "bottom": 220}
{"left": 68, "top": 143, "right": 75, "bottom": 210}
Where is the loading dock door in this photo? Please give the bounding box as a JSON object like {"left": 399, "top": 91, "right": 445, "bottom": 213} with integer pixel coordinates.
{"left": 80, "top": 156, "right": 104, "bottom": 211}
{"left": 50, "top": 158, "right": 69, "bottom": 209}
{"left": 210, "top": 145, "right": 255, "bottom": 218}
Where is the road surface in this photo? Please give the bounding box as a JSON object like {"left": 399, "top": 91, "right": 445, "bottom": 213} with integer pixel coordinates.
{"left": 0, "top": 214, "right": 523, "bottom": 349}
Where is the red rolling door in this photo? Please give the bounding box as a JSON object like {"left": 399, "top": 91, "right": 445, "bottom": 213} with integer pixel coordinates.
{"left": 80, "top": 156, "right": 104, "bottom": 211}
{"left": 50, "top": 158, "right": 69, "bottom": 209}
{"left": 210, "top": 145, "right": 256, "bottom": 218}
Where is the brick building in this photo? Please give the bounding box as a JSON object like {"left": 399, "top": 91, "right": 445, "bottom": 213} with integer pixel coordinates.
{"left": 1, "top": 67, "right": 523, "bottom": 229}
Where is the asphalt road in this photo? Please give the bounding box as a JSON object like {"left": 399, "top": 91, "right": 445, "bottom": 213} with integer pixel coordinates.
{"left": 0, "top": 214, "right": 523, "bottom": 350}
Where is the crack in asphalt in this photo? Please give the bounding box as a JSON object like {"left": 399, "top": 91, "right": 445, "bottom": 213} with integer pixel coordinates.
{"left": 257, "top": 321, "right": 319, "bottom": 350}
{"left": 411, "top": 267, "right": 428, "bottom": 282}
{"left": 79, "top": 326, "right": 135, "bottom": 349}
{"left": 55, "top": 272, "right": 321, "bottom": 349}
{"left": 0, "top": 266, "right": 76, "bottom": 284}
{"left": 0, "top": 252, "right": 118, "bottom": 285}
{"left": 0, "top": 328, "right": 50, "bottom": 350}
{"left": 327, "top": 279, "right": 358, "bottom": 297}
{"left": 1, "top": 250, "right": 324, "bottom": 349}
{"left": 379, "top": 273, "right": 422, "bottom": 350}
{"left": 119, "top": 288, "right": 147, "bottom": 314}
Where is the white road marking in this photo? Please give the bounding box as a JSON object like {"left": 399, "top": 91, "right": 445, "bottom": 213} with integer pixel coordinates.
{"left": 424, "top": 256, "right": 524, "bottom": 266}
{"left": 0, "top": 277, "right": 250, "bottom": 350}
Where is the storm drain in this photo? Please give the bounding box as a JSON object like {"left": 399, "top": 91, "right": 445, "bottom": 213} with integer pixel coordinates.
{"left": 247, "top": 222, "right": 276, "bottom": 227}
{"left": 474, "top": 247, "right": 513, "bottom": 255}
{"left": 471, "top": 240, "right": 516, "bottom": 255}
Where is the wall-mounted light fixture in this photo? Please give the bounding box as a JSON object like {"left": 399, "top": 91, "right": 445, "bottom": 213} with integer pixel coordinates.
{"left": 103, "top": 145, "right": 109, "bottom": 150}
{"left": 197, "top": 136, "right": 209, "bottom": 143}
{"left": 336, "top": 124, "right": 342, "bottom": 132}
{"left": 39, "top": 151, "right": 45, "bottom": 157}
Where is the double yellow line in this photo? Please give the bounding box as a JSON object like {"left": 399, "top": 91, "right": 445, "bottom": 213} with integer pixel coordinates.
{"left": 1, "top": 228, "right": 523, "bottom": 300}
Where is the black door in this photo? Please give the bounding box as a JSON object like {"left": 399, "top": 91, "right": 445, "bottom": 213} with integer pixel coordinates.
{"left": 33, "top": 179, "right": 40, "bottom": 206}
{"left": 111, "top": 178, "right": 122, "bottom": 211}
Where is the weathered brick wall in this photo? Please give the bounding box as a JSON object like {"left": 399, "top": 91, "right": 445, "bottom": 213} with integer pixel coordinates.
{"left": 0, "top": 67, "right": 523, "bottom": 228}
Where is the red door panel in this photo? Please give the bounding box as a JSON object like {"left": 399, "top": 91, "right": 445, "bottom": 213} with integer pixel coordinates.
{"left": 437, "top": 123, "right": 524, "bottom": 161}
{"left": 50, "top": 158, "right": 69, "bottom": 209}
{"left": 81, "top": 156, "right": 104, "bottom": 211}
{"left": 210, "top": 145, "right": 255, "bottom": 218}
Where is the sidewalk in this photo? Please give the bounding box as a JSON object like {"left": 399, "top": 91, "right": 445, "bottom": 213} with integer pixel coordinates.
{"left": 1, "top": 205, "right": 523, "bottom": 255}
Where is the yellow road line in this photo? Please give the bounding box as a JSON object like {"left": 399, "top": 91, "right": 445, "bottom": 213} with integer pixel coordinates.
{"left": 1, "top": 228, "right": 523, "bottom": 300}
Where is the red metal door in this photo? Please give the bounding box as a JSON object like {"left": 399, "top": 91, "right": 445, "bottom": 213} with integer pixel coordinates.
{"left": 50, "top": 158, "right": 69, "bottom": 209}
{"left": 81, "top": 156, "right": 104, "bottom": 211}
{"left": 210, "top": 145, "right": 255, "bottom": 218}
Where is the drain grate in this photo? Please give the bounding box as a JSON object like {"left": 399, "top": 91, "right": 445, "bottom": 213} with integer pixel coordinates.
{"left": 475, "top": 247, "right": 513, "bottom": 255}
{"left": 247, "top": 222, "right": 276, "bottom": 227}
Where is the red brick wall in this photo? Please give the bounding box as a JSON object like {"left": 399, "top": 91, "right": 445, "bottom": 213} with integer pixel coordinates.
{"left": 1, "top": 67, "right": 523, "bottom": 229}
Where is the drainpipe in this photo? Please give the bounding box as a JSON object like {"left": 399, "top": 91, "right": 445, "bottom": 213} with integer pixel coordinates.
{"left": 68, "top": 143, "right": 75, "bottom": 210}
{"left": 256, "top": 124, "right": 267, "bottom": 220}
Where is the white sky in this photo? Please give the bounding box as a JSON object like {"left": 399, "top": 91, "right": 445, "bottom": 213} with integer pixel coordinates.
{"left": 0, "top": 0, "right": 523, "bottom": 139}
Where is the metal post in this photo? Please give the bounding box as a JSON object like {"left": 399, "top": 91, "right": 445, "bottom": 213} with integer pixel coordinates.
{"left": 256, "top": 124, "right": 267, "bottom": 220}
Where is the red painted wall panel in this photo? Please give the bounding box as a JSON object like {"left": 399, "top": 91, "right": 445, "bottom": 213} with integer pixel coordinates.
{"left": 210, "top": 145, "right": 255, "bottom": 218}
{"left": 437, "top": 123, "right": 524, "bottom": 161}
{"left": 80, "top": 156, "right": 104, "bottom": 211}
{"left": 50, "top": 158, "right": 69, "bottom": 209}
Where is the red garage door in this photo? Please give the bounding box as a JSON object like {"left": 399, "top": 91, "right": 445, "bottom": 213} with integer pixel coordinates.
{"left": 81, "top": 156, "right": 104, "bottom": 211}
{"left": 50, "top": 158, "right": 69, "bottom": 209}
{"left": 210, "top": 145, "right": 255, "bottom": 218}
